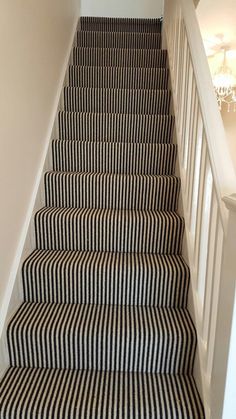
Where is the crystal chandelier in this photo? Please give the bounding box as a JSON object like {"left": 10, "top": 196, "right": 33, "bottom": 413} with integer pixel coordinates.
{"left": 213, "top": 49, "right": 236, "bottom": 112}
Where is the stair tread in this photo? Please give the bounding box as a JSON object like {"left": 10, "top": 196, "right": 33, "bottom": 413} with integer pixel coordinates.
{"left": 73, "top": 46, "right": 166, "bottom": 53}
{"left": 81, "top": 16, "right": 161, "bottom": 22}
{"left": 0, "top": 367, "right": 204, "bottom": 418}
{"left": 53, "top": 139, "right": 176, "bottom": 145}
{"left": 64, "top": 86, "right": 170, "bottom": 92}
{"left": 69, "top": 64, "right": 168, "bottom": 69}
{"left": 59, "top": 109, "right": 171, "bottom": 116}
{"left": 58, "top": 110, "right": 174, "bottom": 116}
{"left": 36, "top": 206, "right": 183, "bottom": 214}
{"left": 35, "top": 206, "right": 184, "bottom": 219}
{"left": 57, "top": 109, "right": 174, "bottom": 117}
{"left": 46, "top": 170, "right": 179, "bottom": 178}
{"left": 78, "top": 30, "right": 162, "bottom": 37}
{"left": 8, "top": 302, "right": 196, "bottom": 373}
{"left": 73, "top": 45, "right": 166, "bottom": 50}
{"left": 23, "top": 249, "right": 189, "bottom": 306}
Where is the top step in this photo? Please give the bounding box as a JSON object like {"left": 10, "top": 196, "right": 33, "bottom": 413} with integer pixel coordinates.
{"left": 80, "top": 16, "right": 162, "bottom": 33}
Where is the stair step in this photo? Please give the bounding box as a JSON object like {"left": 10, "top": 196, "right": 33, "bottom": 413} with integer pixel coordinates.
{"left": 44, "top": 172, "right": 180, "bottom": 211}
{"left": 62, "top": 87, "right": 171, "bottom": 115}
{"left": 80, "top": 16, "right": 162, "bottom": 33}
{"left": 52, "top": 141, "right": 177, "bottom": 174}
{"left": 76, "top": 31, "right": 161, "bottom": 49}
{"left": 72, "top": 47, "right": 167, "bottom": 68}
{"left": 57, "top": 111, "right": 174, "bottom": 143}
{"left": 23, "top": 250, "right": 189, "bottom": 306}
{"left": 35, "top": 208, "right": 184, "bottom": 253}
{"left": 0, "top": 367, "right": 204, "bottom": 418}
{"left": 67, "top": 66, "right": 169, "bottom": 89}
{"left": 8, "top": 303, "right": 196, "bottom": 373}
{"left": 0, "top": 14, "right": 204, "bottom": 417}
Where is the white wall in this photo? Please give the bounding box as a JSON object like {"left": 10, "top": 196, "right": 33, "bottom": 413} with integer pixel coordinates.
{"left": 0, "top": 1, "right": 80, "bottom": 339}
{"left": 81, "top": 0, "right": 163, "bottom": 19}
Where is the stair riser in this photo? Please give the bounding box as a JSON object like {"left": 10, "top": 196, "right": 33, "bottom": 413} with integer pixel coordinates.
{"left": 80, "top": 17, "right": 162, "bottom": 33}
{"left": 23, "top": 251, "right": 189, "bottom": 307}
{"left": 35, "top": 209, "right": 184, "bottom": 254}
{"left": 72, "top": 47, "right": 167, "bottom": 68}
{"left": 62, "top": 88, "right": 171, "bottom": 115}
{"left": 52, "top": 141, "right": 177, "bottom": 175}
{"left": 67, "top": 67, "right": 169, "bottom": 90}
{"left": 8, "top": 304, "right": 196, "bottom": 374}
{"left": 76, "top": 32, "right": 161, "bottom": 50}
{"left": 44, "top": 173, "right": 180, "bottom": 211}
{"left": 57, "top": 112, "right": 174, "bottom": 143}
{"left": 0, "top": 368, "right": 205, "bottom": 419}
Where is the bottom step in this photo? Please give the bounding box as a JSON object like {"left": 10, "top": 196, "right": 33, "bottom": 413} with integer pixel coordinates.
{"left": 0, "top": 367, "right": 204, "bottom": 418}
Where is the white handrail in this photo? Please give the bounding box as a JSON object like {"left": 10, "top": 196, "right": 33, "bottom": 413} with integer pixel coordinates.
{"left": 163, "top": 1, "right": 236, "bottom": 418}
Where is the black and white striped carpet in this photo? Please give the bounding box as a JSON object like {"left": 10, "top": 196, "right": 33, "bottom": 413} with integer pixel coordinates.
{"left": 0, "top": 16, "right": 205, "bottom": 418}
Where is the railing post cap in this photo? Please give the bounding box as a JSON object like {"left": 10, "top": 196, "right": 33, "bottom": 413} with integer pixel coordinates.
{"left": 222, "top": 194, "right": 236, "bottom": 212}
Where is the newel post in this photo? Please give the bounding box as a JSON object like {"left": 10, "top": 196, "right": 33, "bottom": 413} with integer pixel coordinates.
{"left": 210, "top": 194, "right": 236, "bottom": 419}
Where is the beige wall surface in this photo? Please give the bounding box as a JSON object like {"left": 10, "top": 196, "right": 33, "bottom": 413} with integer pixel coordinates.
{"left": 0, "top": 1, "right": 80, "bottom": 334}
{"left": 81, "top": 0, "right": 164, "bottom": 18}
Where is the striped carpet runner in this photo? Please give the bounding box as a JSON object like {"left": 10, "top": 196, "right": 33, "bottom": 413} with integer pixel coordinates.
{"left": 0, "top": 16, "right": 205, "bottom": 418}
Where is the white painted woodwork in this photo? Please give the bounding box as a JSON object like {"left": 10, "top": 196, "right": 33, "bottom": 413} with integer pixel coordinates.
{"left": 164, "top": 0, "right": 236, "bottom": 417}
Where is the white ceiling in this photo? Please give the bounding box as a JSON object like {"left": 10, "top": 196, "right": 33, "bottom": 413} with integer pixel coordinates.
{"left": 197, "top": 0, "right": 236, "bottom": 53}
{"left": 197, "top": 0, "right": 236, "bottom": 44}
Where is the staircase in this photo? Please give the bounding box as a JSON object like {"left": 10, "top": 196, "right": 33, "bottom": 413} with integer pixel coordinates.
{"left": 0, "top": 17, "right": 204, "bottom": 418}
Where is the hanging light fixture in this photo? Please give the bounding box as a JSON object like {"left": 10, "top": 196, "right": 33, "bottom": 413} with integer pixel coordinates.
{"left": 213, "top": 48, "right": 236, "bottom": 112}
